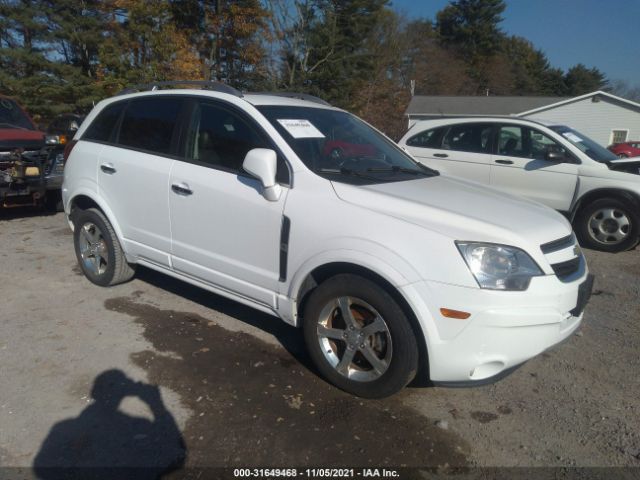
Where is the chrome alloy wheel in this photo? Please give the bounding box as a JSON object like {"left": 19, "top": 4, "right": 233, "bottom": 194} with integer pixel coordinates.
{"left": 588, "top": 208, "right": 631, "bottom": 245}
{"left": 78, "top": 222, "right": 108, "bottom": 276}
{"left": 316, "top": 296, "right": 392, "bottom": 382}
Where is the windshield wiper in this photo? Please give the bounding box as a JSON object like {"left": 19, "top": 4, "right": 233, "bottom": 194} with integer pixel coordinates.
{"left": 317, "top": 167, "right": 387, "bottom": 182}
{"left": 366, "top": 165, "right": 435, "bottom": 176}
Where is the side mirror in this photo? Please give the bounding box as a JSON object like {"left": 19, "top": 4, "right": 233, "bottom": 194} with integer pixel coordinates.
{"left": 545, "top": 149, "right": 568, "bottom": 162}
{"left": 242, "top": 148, "right": 282, "bottom": 201}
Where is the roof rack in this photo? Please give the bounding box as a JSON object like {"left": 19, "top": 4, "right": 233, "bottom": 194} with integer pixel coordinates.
{"left": 116, "top": 80, "right": 243, "bottom": 98}
{"left": 247, "top": 92, "right": 331, "bottom": 106}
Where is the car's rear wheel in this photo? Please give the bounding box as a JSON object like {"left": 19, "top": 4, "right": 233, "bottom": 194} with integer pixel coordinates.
{"left": 575, "top": 198, "right": 639, "bottom": 252}
{"left": 617, "top": 153, "right": 629, "bottom": 158}
{"left": 302, "top": 274, "right": 418, "bottom": 398}
{"left": 73, "top": 208, "right": 136, "bottom": 286}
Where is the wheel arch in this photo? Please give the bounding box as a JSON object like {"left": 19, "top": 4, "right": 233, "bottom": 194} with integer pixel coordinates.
{"left": 68, "top": 193, "right": 126, "bottom": 249}
{"left": 291, "top": 260, "right": 430, "bottom": 384}
{"left": 570, "top": 188, "right": 640, "bottom": 222}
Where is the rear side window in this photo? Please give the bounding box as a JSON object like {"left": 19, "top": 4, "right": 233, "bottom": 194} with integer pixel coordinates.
{"left": 406, "top": 127, "right": 445, "bottom": 148}
{"left": 442, "top": 123, "right": 493, "bottom": 154}
{"left": 118, "top": 97, "right": 183, "bottom": 155}
{"left": 83, "top": 102, "right": 126, "bottom": 142}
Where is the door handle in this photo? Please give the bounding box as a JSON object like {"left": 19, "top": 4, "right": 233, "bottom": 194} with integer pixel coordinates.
{"left": 100, "top": 163, "right": 116, "bottom": 174}
{"left": 171, "top": 182, "right": 193, "bottom": 196}
{"left": 433, "top": 153, "right": 449, "bottom": 158}
{"left": 494, "top": 159, "right": 514, "bottom": 165}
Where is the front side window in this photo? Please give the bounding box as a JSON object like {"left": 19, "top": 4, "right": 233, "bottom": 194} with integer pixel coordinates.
{"left": 442, "top": 124, "right": 493, "bottom": 154}
{"left": 118, "top": 97, "right": 183, "bottom": 155}
{"left": 188, "top": 103, "right": 266, "bottom": 171}
{"left": 257, "top": 105, "right": 437, "bottom": 185}
{"left": 406, "top": 127, "right": 445, "bottom": 148}
{"left": 186, "top": 101, "right": 290, "bottom": 184}
{"left": 528, "top": 128, "right": 568, "bottom": 160}
{"left": 497, "top": 125, "right": 570, "bottom": 161}
{"left": 0, "top": 98, "right": 35, "bottom": 130}
{"left": 83, "top": 102, "right": 126, "bottom": 142}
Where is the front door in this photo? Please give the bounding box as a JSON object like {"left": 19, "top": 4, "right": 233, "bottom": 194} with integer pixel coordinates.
{"left": 169, "top": 99, "right": 288, "bottom": 308}
{"left": 489, "top": 124, "right": 579, "bottom": 211}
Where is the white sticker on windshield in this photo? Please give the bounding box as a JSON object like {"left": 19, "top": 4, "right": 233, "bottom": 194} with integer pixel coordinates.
{"left": 277, "top": 119, "right": 325, "bottom": 139}
{"left": 562, "top": 132, "right": 583, "bottom": 143}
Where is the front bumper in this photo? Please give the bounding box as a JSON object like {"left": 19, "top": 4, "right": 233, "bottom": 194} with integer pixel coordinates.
{"left": 401, "top": 261, "right": 592, "bottom": 384}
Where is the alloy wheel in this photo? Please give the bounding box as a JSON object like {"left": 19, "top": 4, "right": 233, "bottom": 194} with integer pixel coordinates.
{"left": 316, "top": 296, "right": 392, "bottom": 382}
{"left": 78, "top": 222, "right": 108, "bottom": 276}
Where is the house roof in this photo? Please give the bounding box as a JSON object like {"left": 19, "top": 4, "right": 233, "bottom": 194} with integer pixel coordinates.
{"left": 517, "top": 90, "right": 640, "bottom": 115}
{"left": 405, "top": 91, "right": 640, "bottom": 117}
{"left": 405, "top": 95, "right": 569, "bottom": 116}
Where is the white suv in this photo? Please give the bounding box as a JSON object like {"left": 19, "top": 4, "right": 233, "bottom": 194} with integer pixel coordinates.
{"left": 62, "top": 83, "right": 592, "bottom": 398}
{"left": 399, "top": 117, "right": 640, "bottom": 252}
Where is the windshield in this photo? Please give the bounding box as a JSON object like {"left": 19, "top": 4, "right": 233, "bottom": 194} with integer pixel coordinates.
{"left": 256, "top": 105, "right": 437, "bottom": 184}
{"left": 549, "top": 125, "right": 617, "bottom": 163}
{"left": 0, "top": 98, "right": 35, "bottom": 130}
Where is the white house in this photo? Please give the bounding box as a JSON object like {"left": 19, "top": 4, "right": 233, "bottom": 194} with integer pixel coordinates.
{"left": 405, "top": 91, "right": 640, "bottom": 146}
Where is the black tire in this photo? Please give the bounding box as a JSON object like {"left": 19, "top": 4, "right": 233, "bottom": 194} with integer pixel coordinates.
{"left": 45, "top": 191, "right": 64, "bottom": 212}
{"left": 302, "top": 274, "right": 419, "bottom": 398}
{"left": 574, "top": 197, "right": 639, "bottom": 252}
{"left": 73, "top": 207, "right": 136, "bottom": 286}
{"left": 618, "top": 153, "right": 629, "bottom": 158}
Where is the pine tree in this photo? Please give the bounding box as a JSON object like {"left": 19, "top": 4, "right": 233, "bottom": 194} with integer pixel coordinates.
{"left": 564, "top": 64, "right": 609, "bottom": 96}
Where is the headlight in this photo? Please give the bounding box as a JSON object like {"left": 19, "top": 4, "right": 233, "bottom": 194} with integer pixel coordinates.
{"left": 45, "top": 135, "right": 60, "bottom": 145}
{"left": 456, "top": 242, "right": 543, "bottom": 291}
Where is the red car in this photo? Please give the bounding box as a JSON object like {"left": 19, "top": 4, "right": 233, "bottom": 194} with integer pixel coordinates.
{"left": 323, "top": 139, "right": 377, "bottom": 160}
{"left": 608, "top": 141, "right": 640, "bottom": 158}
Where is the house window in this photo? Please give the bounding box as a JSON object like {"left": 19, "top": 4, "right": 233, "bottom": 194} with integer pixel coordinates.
{"left": 611, "top": 129, "right": 628, "bottom": 144}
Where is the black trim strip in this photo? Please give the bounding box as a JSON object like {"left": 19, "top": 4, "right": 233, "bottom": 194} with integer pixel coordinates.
{"left": 540, "top": 233, "right": 575, "bottom": 254}
{"left": 279, "top": 216, "right": 291, "bottom": 282}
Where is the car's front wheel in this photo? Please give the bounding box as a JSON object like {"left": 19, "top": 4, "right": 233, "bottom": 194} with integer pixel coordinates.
{"left": 575, "top": 198, "right": 639, "bottom": 252}
{"left": 302, "top": 274, "right": 419, "bottom": 398}
{"left": 73, "top": 207, "right": 136, "bottom": 286}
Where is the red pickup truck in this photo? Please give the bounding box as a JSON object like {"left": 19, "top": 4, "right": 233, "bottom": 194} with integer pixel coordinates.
{"left": 0, "top": 95, "right": 60, "bottom": 209}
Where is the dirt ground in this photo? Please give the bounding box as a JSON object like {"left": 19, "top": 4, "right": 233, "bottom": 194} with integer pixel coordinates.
{"left": 0, "top": 211, "right": 638, "bottom": 477}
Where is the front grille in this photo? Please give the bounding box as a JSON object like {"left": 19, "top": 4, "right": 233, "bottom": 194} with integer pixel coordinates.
{"left": 541, "top": 234, "right": 575, "bottom": 254}
{"left": 551, "top": 256, "right": 580, "bottom": 280}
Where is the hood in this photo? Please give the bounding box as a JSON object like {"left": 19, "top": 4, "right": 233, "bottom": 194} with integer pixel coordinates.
{"left": 331, "top": 175, "right": 572, "bottom": 249}
{"left": 0, "top": 128, "right": 44, "bottom": 141}
{"left": 0, "top": 128, "right": 45, "bottom": 151}
{"left": 607, "top": 157, "right": 640, "bottom": 175}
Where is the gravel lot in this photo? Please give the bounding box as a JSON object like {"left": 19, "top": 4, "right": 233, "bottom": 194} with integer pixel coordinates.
{"left": 0, "top": 211, "right": 639, "bottom": 475}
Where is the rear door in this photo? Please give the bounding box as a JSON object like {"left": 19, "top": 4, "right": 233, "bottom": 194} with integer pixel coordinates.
{"left": 489, "top": 124, "right": 579, "bottom": 211}
{"left": 97, "top": 96, "right": 185, "bottom": 267}
{"left": 405, "top": 123, "right": 494, "bottom": 184}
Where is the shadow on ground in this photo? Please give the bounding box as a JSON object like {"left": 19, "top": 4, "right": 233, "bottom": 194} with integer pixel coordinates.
{"left": 100, "top": 275, "right": 470, "bottom": 470}
{"left": 33, "top": 369, "right": 186, "bottom": 480}
{"left": 0, "top": 205, "right": 57, "bottom": 221}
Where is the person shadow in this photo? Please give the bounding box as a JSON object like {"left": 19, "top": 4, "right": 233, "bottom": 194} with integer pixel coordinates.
{"left": 33, "top": 369, "right": 186, "bottom": 480}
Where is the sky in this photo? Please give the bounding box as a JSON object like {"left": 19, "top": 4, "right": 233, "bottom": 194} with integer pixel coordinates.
{"left": 390, "top": 0, "right": 640, "bottom": 87}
